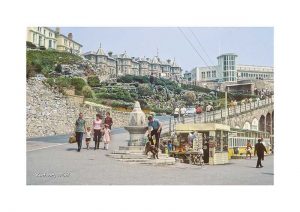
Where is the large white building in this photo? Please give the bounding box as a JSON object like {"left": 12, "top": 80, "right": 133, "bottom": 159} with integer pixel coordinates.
{"left": 26, "top": 27, "right": 83, "bottom": 54}
{"left": 189, "top": 53, "right": 273, "bottom": 84}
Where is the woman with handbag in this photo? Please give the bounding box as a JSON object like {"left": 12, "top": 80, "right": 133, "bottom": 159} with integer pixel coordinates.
{"left": 75, "top": 112, "right": 86, "bottom": 152}
{"left": 93, "top": 113, "right": 103, "bottom": 150}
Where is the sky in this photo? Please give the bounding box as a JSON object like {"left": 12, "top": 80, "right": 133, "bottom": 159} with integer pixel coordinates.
{"left": 57, "top": 27, "right": 273, "bottom": 71}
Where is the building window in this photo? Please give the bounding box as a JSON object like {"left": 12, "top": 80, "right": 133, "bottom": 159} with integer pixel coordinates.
{"left": 207, "top": 71, "right": 211, "bottom": 78}
{"left": 49, "top": 40, "right": 52, "bottom": 48}
{"left": 212, "top": 70, "right": 216, "bottom": 78}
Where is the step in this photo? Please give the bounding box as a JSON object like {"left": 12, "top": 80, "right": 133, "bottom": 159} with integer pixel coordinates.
{"left": 107, "top": 153, "right": 148, "bottom": 159}
{"left": 140, "top": 158, "right": 176, "bottom": 165}
{"left": 111, "top": 150, "right": 131, "bottom": 154}
{"left": 119, "top": 146, "right": 145, "bottom": 151}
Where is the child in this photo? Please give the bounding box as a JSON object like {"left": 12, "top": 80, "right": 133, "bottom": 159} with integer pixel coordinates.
{"left": 103, "top": 124, "right": 111, "bottom": 150}
{"left": 85, "top": 127, "right": 92, "bottom": 150}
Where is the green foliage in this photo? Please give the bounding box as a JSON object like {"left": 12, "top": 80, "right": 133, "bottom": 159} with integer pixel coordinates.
{"left": 70, "top": 77, "right": 86, "bottom": 91}
{"left": 151, "top": 107, "right": 173, "bottom": 115}
{"left": 26, "top": 60, "right": 42, "bottom": 78}
{"left": 137, "top": 84, "right": 153, "bottom": 96}
{"left": 55, "top": 64, "right": 62, "bottom": 73}
{"left": 95, "top": 88, "right": 134, "bottom": 102}
{"left": 183, "top": 91, "right": 197, "bottom": 105}
{"left": 26, "top": 50, "right": 83, "bottom": 76}
{"left": 87, "top": 75, "right": 100, "bottom": 87}
{"left": 45, "top": 78, "right": 55, "bottom": 87}
{"left": 117, "top": 75, "right": 149, "bottom": 84}
{"left": 111, "top": 101, "right": 133, "bottom": 109}
{"left": 82, "top": 85, "right": 94, "bottom": 98}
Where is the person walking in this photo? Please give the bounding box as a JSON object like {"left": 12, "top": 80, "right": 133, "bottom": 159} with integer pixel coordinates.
{"left": 245, "top": 140, "right": 253, "bottom": 159}
{"left": 254, "top": 138, "right": 268, "bottom": 168}
{"left": 104, "top": 111, "right": 113, "bottom": 130}
{"left": 103, "top": 124, "right": 111, "bottom": 150}
{"left": 147, "top": 115, "right": 162, "bottom": 149}
{"left": 173, "top": 107, "right": 180, "bottom": 123}
{"left": 75, "top": 112, "right": 86, "bottom": 152}
{"left": 180, "top": 106, "right": 186, "bottom": 123}
{"left": 93, "top": 113, "right": 103, "bottom": 150}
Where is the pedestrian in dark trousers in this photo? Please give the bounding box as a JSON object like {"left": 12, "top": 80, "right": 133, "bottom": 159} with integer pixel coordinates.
{"left": 147, "top": 116, "right": 162, "bottom": 149}
{"left": 93, "top": 114, "right": 103, "bottom": 150}
{"left": 254, "top": 138, "right": 267, "bottom": 168}
{"left": 75, "top": 113, "right": 86, "bottom": 152}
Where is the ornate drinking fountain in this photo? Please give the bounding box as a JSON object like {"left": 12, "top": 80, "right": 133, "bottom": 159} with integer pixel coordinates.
{"left": 124, "top": 101, "right": 148, "bottom": 146}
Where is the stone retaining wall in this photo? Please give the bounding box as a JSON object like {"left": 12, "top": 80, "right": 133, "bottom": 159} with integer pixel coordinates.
{"left": 26, "top": 79, "right": 129, "bottom": 138}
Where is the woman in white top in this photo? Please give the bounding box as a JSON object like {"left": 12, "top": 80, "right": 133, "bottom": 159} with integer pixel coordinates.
{"left": 93, "top": 114, "right": 103, "bottom": 150}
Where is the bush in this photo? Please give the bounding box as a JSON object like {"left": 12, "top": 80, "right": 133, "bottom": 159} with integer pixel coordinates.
{"left": 70, "top": 77, "right": 86, "bottom": 91}
{"left": 183, "top": 91, "right": 196, "bottom": 104}
{"left": 87, "top": 75, "right": 100, "bottom": 87}
{"left": 26, "top": 41, "right": 36, "bottom": 49}
{"left": 26, "top": 50, "right": 83, "bottom": 75}
{"left": 55, "top": 64, "right": 62, "bottom": 73}
{"left": 26, "top": 61, "right": 42, "bottom": 78}
{"left": 137, "top": 84, "right": 153, "bottom": 96}
{"left": 45, "top": 78, "right": 55, "bottom": 87}
{"left": 82, "top": 85, "right": 94, "bottom": 98}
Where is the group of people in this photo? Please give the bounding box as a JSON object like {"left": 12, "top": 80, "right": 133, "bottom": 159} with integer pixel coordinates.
{"left": 74, "top": 112, "right": 113, "bottom": 152}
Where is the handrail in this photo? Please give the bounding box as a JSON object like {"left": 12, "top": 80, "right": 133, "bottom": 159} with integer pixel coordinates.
{"left": 166, "top": 96, "right": 274, "bottom": 131}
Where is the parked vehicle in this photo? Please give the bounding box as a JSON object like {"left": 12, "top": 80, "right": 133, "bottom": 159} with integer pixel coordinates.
{"left": 185, "top": 107, "right": 196, "bottom": 116}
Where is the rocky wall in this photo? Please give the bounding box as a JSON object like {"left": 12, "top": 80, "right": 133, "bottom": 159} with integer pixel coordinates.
{"left": 26, "top": 79, "right": 129, "bottom": 138}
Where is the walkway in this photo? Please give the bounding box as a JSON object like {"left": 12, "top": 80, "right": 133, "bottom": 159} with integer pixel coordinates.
{"left": 27, "top": 129, "right": 274, "bottom": 185}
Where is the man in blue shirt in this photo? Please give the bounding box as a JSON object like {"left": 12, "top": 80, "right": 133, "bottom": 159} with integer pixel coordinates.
{"left": 147, "top": 116, "right": 162, "bottom": 149}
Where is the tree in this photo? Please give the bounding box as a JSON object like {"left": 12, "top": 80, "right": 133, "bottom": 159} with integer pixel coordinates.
{"left": 137, "top": 84, "right": 153, "bottom": 97}
{"left": 82, "top": 85, "right": 94, "bottom": 98}
{"left": 87, "top": 75, "right": 100, "bottom": 87}
{"left": 183, "top": 91, "right": 196, "bottom": 105}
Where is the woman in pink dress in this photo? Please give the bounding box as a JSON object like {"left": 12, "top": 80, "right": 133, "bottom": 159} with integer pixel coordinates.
{"left": 93, "top": 114, "right": 103, "bottom": 150}
{"left": 103, "top": 124, "right": 111, "bottom": 150}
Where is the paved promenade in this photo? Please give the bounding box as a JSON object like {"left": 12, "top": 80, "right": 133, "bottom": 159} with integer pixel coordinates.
{"left": 27, "top": 128, "right": 274, "bottom": 185}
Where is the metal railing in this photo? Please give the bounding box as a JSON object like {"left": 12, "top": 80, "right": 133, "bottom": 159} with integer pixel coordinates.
{"left": 160, "top": 96, "right": 274, "bottom": 134}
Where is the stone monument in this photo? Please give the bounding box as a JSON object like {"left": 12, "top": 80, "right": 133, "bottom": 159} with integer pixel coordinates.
{"left": 124, "top": 101, "right": 148, "bottom": 146}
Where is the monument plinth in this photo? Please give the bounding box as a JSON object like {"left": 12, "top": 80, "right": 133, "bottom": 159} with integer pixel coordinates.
{"left": 124, "top": 101, "right": 148, "bottom": 146}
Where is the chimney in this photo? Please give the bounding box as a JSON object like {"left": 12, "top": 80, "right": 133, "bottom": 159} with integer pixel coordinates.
{"left": 55, "top": 27, "right": 60, "bottom": 35}
{"left": 68, "top": 33, "right": 73, "bottom": 40}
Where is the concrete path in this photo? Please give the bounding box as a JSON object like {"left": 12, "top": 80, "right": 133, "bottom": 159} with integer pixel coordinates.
{"left": 27, "top": 128, "right": 274, "bottom": 185}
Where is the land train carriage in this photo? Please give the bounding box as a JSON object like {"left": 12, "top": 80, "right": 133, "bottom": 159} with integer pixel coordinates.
{"left": 228, "top": 128, "right": 271, "bottom": 158}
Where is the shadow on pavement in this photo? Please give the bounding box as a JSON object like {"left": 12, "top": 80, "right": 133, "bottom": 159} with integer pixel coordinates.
{"left": 66, "top": 148, "right": 78, "bottom": 151}
{"left": 262, "top": 172, "right": 274, "bottom": 175}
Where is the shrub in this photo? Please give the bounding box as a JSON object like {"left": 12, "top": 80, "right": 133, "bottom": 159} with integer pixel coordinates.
{"left": 82, "top": 85, "right": 94, "bottom": 98}
{"left": 55, "top": 64, "right": 62, "bottom": 73}
{"left": 45, "top": 78, "right": 55, "bottom": 87}
{"left": 70, "top": 77, "right": 86, "bottom": 91}
{"left": 87, "top": 75, "right": 100, "bottom": 87}
{"left": 137, "top": 84, "right": 153, "bottom": 96}
{"left": 183, "top": 91, "right": 196, "bottom": 104}
{"left": 26, "top": 61, "right": 42, "bottom": 79}
{"left": 26, "top": 41, "right": 36, "bottom": 49}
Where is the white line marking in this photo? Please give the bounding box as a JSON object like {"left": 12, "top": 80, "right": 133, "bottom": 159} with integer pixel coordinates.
{"left": 27, "top": 143, "right": 68, "bottom": 152}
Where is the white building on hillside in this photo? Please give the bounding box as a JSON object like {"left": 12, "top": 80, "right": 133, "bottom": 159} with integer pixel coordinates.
{"left": 189, "top": 53, "right": 273, "bottom": 84}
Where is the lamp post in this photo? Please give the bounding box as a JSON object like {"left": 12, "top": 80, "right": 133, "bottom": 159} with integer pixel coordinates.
{"left": 225, "top": 88, "right": 228, "bottom": 125}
